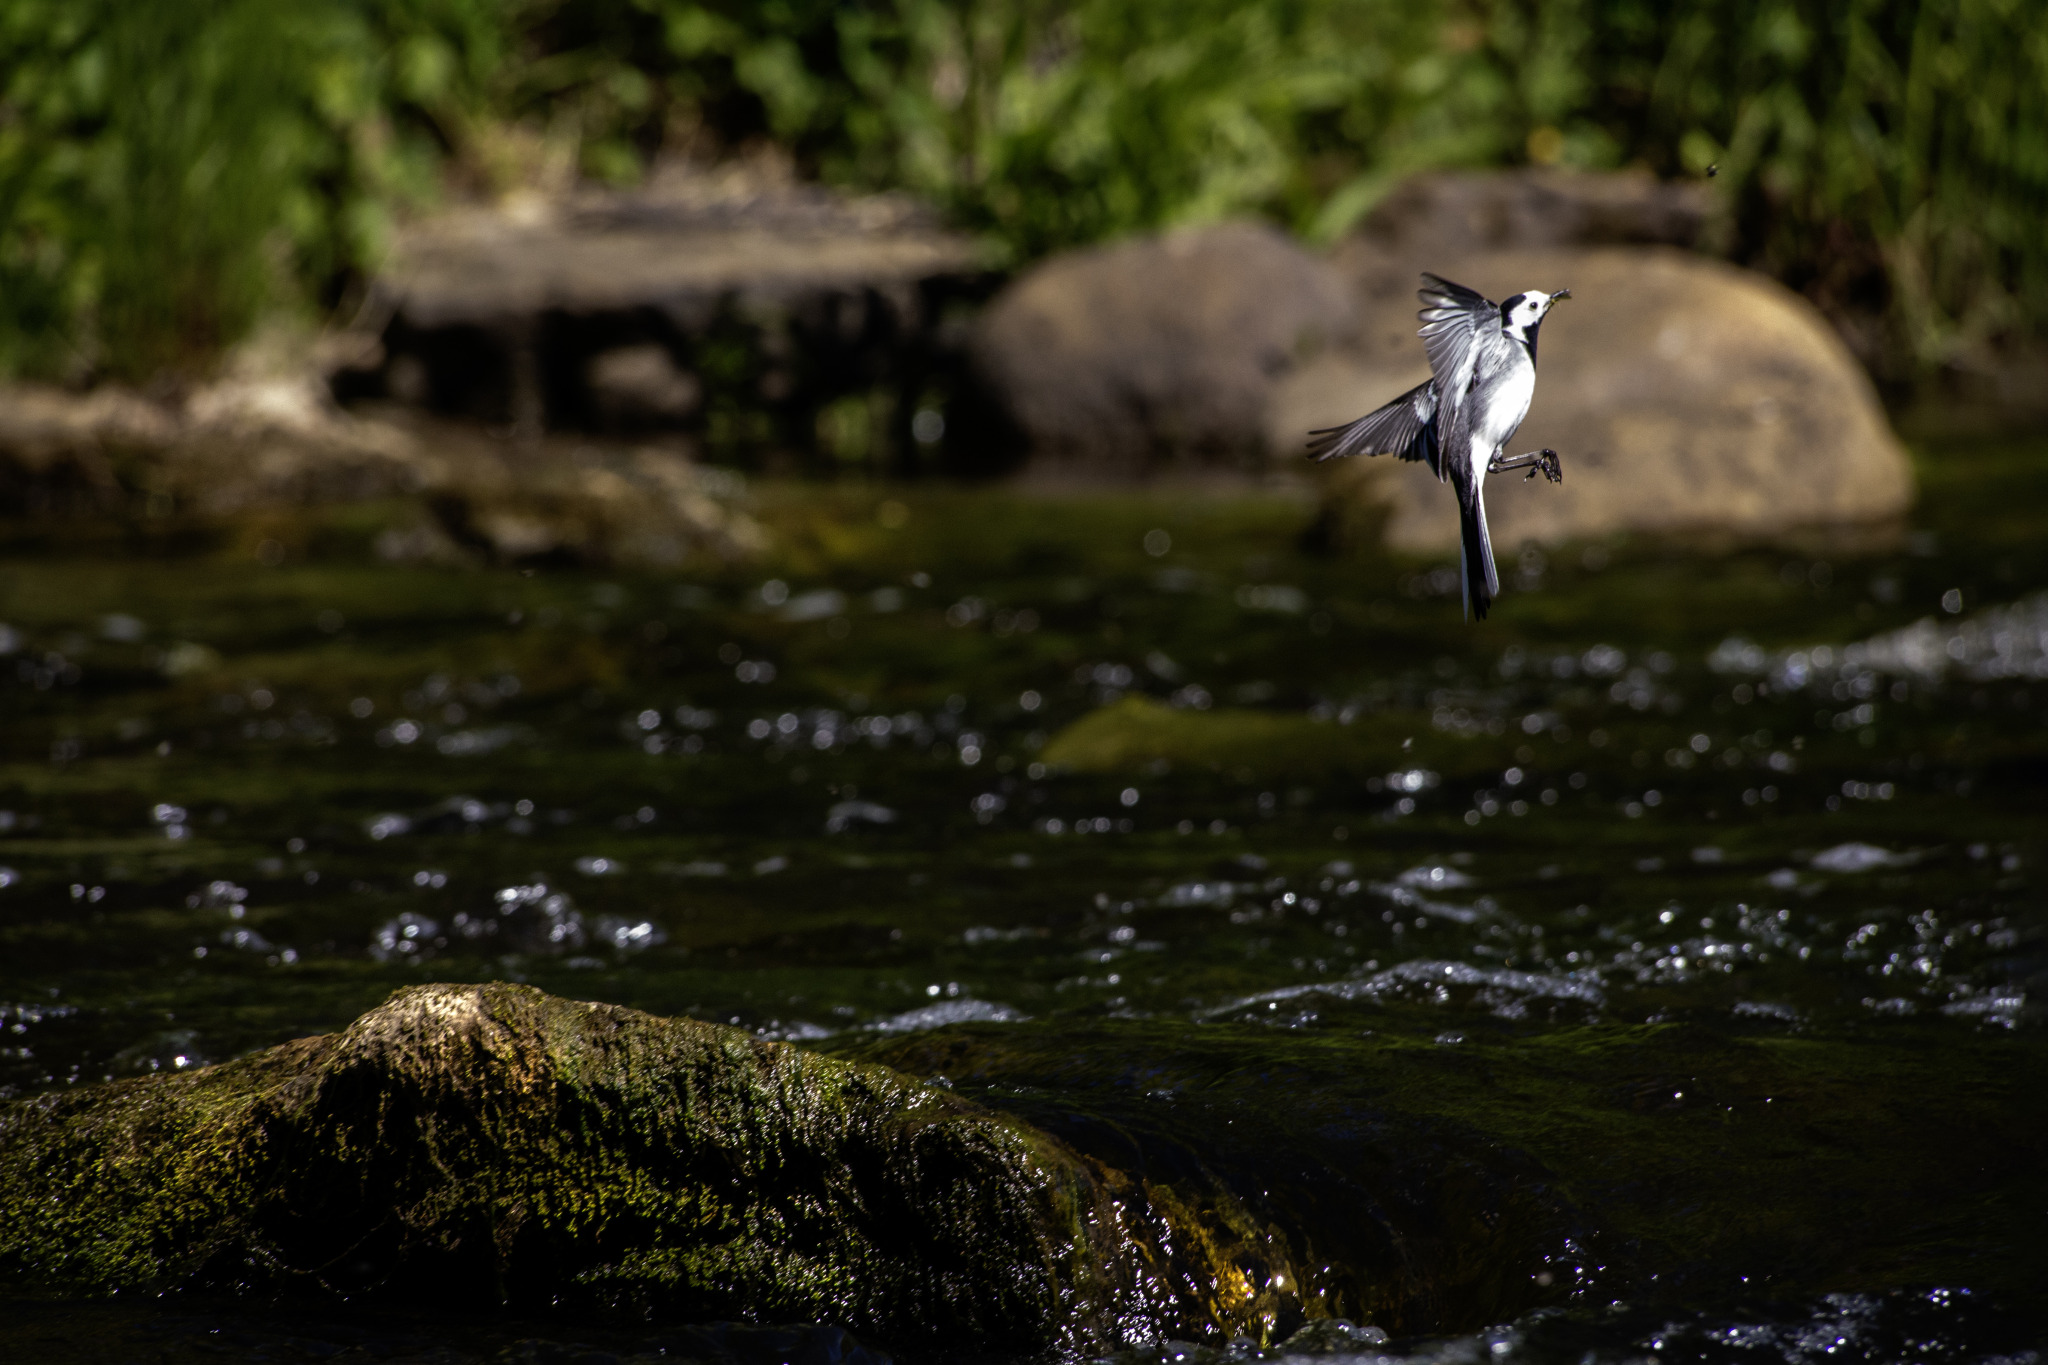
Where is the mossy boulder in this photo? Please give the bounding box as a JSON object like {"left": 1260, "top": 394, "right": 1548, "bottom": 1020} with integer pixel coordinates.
{"left": 1038, "top": 695, "right": 1511, "bottom": 782}
{"left": 0, "top": 983, "right": 1138, "bottom": 1353}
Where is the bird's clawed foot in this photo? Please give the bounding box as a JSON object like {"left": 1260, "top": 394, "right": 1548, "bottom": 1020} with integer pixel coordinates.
{"left": 1489, "top": 448, "right": 1564, "bottom": 483}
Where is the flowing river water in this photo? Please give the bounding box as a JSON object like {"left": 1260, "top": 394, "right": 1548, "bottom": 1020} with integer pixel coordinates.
{"left": 1, "top": 437, "right": 2043, "bottom": 1363}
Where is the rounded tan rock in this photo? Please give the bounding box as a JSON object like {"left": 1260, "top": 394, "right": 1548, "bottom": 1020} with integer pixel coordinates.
{"left": 1279, "top": 247, "right": 1914, "bottom": 552}
{"left": 971, "top": 222, "right": 1355, "bottom": 478}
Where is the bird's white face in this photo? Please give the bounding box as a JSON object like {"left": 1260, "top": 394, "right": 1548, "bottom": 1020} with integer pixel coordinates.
{"left": 1501, "top": 289, "right": 1570, "bottom": 341}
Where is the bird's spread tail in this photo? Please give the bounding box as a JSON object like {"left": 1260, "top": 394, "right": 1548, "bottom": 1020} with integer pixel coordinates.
{"left": 1458, "top": 484, "right": 1499, "bottom": 622}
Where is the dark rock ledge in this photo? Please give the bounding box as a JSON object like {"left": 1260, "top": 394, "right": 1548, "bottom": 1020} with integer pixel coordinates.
{"left": 0, "top": 983, "right": 1306, "bottom": 1357}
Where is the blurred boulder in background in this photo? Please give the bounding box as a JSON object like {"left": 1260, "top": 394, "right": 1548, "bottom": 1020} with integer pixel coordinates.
{"left": 963, "top": 168, "right": 1910, "bottom": 546}
{"left": 1318, "top": 166, "right": 1712, "bottom": 389}
{"left": 0, "top": 358, "right": 764, "bottom": 567}
{"left": 341, "top": 162, "right": 993, "bottom": 470}
{"left": 967, "top": 222, "right": 1353, "bottom": 478}
{"left": 0, "top": 385, "right": 180, "bottom": 517}
{"left": 394, "top": 418, "right": 765, "bottom": 568}
{"left": 587, "top": 344, "right": 704, "bottom": 428}
{"left": 1281, "top": 245, "right": 1914, "bottom": 550}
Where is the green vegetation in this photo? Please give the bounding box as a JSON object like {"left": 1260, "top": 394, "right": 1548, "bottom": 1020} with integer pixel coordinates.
{"left": 2, "top": 0, "right": 2044, "bottom": 382}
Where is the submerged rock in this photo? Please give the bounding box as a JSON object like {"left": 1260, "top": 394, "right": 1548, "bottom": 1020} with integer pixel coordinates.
{"left": 839, "top": 1018, "right": 2048, "bottom": 1335}
{"left": 0, "top": 984, "right": 1126, "bottom": 1352}
{"left": 1037, "top": 696, "right": 1510, "bottom": 783}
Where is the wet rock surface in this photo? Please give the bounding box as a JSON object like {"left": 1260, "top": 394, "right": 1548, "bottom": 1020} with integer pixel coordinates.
{"left": 0, "top": 983, "right": 1126, "bottom": 1353}
{"left": 1283, "top": 246, "right": 1915, "bottom": 551}
{"left": 1040, "top": 695, "right": 1427, "bottom": 781}
{"left": 3, "top": 982, "right": 1462, "bottom": 1355}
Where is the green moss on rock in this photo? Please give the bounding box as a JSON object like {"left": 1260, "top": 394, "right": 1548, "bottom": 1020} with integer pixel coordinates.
{"left": 0, "top": 984, "right": 1143, "bottom": 1353}
{"left": 1038, "top": 696, "right": 1511, "bottom": 781}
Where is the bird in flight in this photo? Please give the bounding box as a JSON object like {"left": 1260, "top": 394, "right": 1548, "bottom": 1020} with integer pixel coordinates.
{"left": 1307, "top": 274, "right": 1570, "bottom": 620}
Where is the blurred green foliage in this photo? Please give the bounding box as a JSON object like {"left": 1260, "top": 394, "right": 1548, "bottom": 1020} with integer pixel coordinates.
{"left": 0, "top": 0, "right": 481, "bottom": 379}
{"left": 1, "top": 0, "right": 2043, "bottom": 380}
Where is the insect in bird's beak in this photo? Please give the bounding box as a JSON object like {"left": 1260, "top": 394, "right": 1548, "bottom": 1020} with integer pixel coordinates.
{"left": 1551, "top": 289, "right": 1572, "bottom": 303}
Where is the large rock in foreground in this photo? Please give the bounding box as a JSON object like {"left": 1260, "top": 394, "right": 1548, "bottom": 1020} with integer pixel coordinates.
{"left": 969, "top": 223, "right": 1353, "bottom": 478}
{"left": 1281, "top": 247, "right": 1914, "bottom": 552}
{"left": 0, "top": 984, "right": 1127, "bottom": 1353}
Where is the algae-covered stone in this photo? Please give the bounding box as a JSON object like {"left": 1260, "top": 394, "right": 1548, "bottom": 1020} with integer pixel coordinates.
{"left": 1038, "top": 695, "right": 1511, "bottom": 782}
{"left": 0, "top": 983, "right": 1132, "bottom": 1353}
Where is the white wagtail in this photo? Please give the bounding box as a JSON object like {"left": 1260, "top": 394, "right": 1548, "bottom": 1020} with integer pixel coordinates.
{"left": 1307, "top": 274, "right": 1570, "bottom": 620}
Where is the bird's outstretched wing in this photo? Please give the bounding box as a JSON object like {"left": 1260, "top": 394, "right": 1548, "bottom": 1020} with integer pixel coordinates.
{"left": 1305, "top": 379, "right": 1439, "bottom": 472}
{"left": 1417, "top": 273, "right": 1498, "bottom": 420}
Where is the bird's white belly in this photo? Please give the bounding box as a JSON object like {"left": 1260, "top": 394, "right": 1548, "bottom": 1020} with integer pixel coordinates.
{"left": 1474, "top": 359, "right": 1536, "bottom": 456}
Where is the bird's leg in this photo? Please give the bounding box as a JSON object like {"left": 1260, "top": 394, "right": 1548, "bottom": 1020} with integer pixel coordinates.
{"left": 1489, "top": 448, "right": 1563, "bottom": 483}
